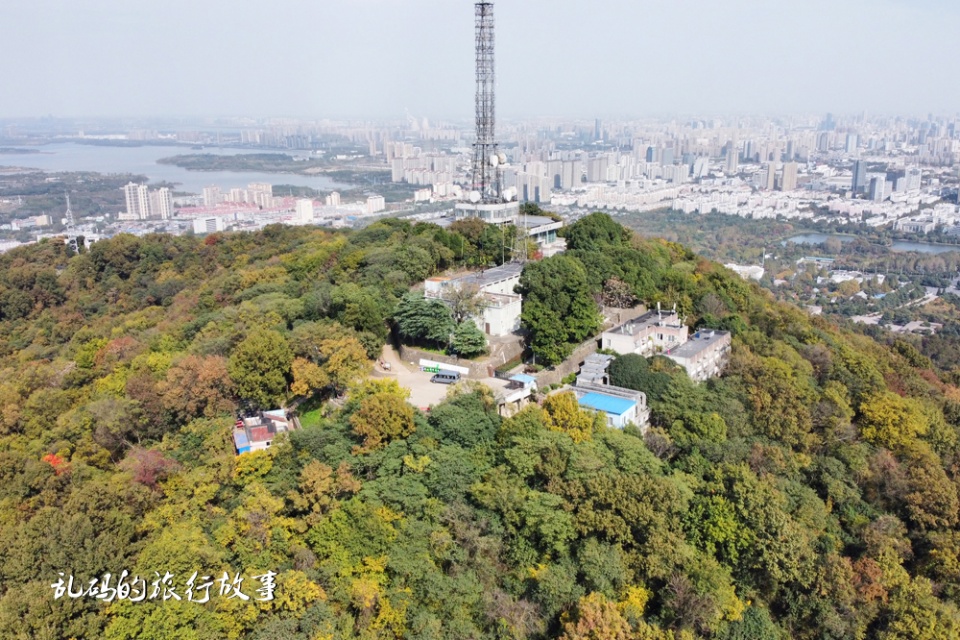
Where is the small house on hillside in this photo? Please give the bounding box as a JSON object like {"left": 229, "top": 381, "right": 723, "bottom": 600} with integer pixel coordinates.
{"left": 663, "top": 329, "right": 732, "bottom": 382}
{"left": 572, "top": 354, "right": 650, "bottom": 430}
{"left": 233, "top": 410, "right": 297, "bottom": 455}
{"left": 424, "top": 262, "right": 524, "bottom": 337}
{"left": 601, "top": 307, "right": 688, "bottom": 357}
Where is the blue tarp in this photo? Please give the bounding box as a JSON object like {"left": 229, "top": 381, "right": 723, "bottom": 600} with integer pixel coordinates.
{"left": 578, "top": 392, "right": 635, "bottom": 416}
{"left": 510, "top": 374, "right": 536, "bottom": 385}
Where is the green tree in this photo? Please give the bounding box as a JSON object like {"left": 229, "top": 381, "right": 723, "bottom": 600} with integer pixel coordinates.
{"left": 228, "top": 328, "right": 293, "bottom": 408}
{"left": 393, "top": 292, "right": 455, "bottom": 347}
{"left": 858, "top": 391, "right": 929, "bottom": 452}
{"left": 563, "top": 212, "right": 631, "bottom": 252}
{"left": 543, "top": 391, "right": 606, "bottom": 443}
{"left": 518, "top": 255, "right": 601, "bottom": 365}
{"left": 350, "top": 390, "right": 416, "bottom": 452}
{"left": 558, "top": 592, "right": 631, "bottom": 640}
{"left": 451, "top": 321, "right": 487, "bottom": 358}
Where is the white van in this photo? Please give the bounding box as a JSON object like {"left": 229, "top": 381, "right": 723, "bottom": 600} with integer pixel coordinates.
{"left": 430, "top": 371, "right": 461, "bottom": 384}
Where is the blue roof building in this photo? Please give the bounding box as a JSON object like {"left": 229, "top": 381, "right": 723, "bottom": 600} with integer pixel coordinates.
{"left": 576, "top": 391, "right": 642, "bottom": 429}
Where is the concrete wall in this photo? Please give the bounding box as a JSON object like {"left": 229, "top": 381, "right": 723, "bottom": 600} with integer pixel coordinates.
{"left": 397, "top": 344, "right": 490, "bottom": 379}
{"left": 531, "top": 305, "right": 649, "bottom": 388}
{"left": 534, "top": 337, "right": 600, "bottom": 388}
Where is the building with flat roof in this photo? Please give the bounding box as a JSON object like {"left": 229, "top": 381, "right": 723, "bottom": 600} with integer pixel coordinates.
{"left": 664, "top": 329, "right": 731, "bottom": 382}
{"left": 602, "top": 311, "right": 731, "bottom": 382}
{"left": 424, "top": 262, "right": 523, "bottom": 337}
{"left": 454, "top": 200, "right": 520, "bottom": 224}
{"left": 600, "top": 307, "right": 688, "bottom": 357}
{"left": 577, "top": 392, "right": 639, "bottom": 429}
{"left": 572, "top": 354, "right": 650, "bottom": 429}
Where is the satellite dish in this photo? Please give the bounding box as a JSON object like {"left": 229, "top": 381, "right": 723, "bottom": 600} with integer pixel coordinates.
{"left": 498, "top": 152, "right": 507, "bottom": 165}
{"left": 489, "top": 154, "right": 500, "bottom": 167}
{"left": 469, "top": 191, "right": 482, "bottom": 203}
{"left": 503, "top": 187, "right": 517, "bottom": 201}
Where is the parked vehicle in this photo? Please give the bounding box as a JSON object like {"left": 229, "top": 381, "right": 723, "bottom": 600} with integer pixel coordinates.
{"left": 430, "top": 371, "right": 461, "bottom": 384}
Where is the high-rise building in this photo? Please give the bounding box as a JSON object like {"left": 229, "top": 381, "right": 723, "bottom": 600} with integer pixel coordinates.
{"left": 295, "top": 199, "right": 314, "bottom": 224}
{"left": 869, "top": 176, "right": 887, "bottom": 201}
{"left": 816, "top": 132, "right": 831, "bottom": 153}
{"left": 152, "top": 187, "right": 173, "bottom": 220}
{"left": 561, "top": 160, "right": 581, "bottom": 190}
{"left": 780, "top": 162, "right": 798, "bottom": 191}
{"left": 845, "top": 134, "right": 858, "bottom": 154}
{"left": 325, "top": 191, "right": 341, "bottom": 207}
{"left": 123, "top": 182, "right": 138, "bottom": 218}
{"left": 366, "top": 195, "right": 386, "bottom": 215}
{"left": 725, "top": 141, "right": 739, "bottom": 175}
{"left": 123, "top": 182, "right": 151, "bottom": 219}
{"left": 904, "top": 166, "right": 922, "bottom": 191}
{"left": 123, "top": 183, "right": 137, "bottom": 218}
{"left": 785, "top": 140, "right": 795, "bottom": 161}
{"left": 247, "top": 182, "right": 273, "bottom": 208}
{"left": 851, "top": 160, "right": 868, "bottom": 193}
{"left": 764, "top": 163, "right": 777, "bottom": 191}
{"left": 692, "top": 157, "right": 710, "bottom": 180}
{"left": 202, "top": 186, "right": 222, "bottom": 207}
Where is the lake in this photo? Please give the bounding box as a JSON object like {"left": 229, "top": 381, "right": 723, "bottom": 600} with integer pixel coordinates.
{"left": 785, "top": 233, "right": 960, "bottom": 255}
{"left": 0, "top": 142, "right": 351, "bottom": 194}
{"left": 783, "top": 233, "right": 857, "bottom": 245}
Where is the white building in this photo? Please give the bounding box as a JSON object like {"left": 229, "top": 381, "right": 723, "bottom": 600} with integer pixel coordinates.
{"left": 295, "top": 199, "right": 315, "bottom": 225}
{"left": 423, "top": 262, "right": 523, "bottom": 337}
{"left": 202, "top": 186, "right": 222, "bottom": 207}
{"left": 152, "top": 187, "right": 173, "bottom": 220}
{"left": 663, "top": 329, "right": 732, "bottom": 382}
{"left": 366, "top": 195, "right": 386, "bottom": 214}
{"left": 601, "top": 308, "right": 688, "bottom": 357}
{"left": 193, "top": 216, "right": 226, "bottom": 234}
{"left": 123, "top": 182, "right": 151, "bottom": 219}
{"left": 573, "top": 354, "right": 650, "bottom": 430}
{"left": 603, "top": 311, "right": 731, "bottom": 382}
{"left": 724, "top": 263, "right": 764, "bottom": 281}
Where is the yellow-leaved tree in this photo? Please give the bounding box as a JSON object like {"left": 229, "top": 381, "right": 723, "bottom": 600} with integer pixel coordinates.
{"left": 542, "top": 391, "right": 605, "bottom": 443}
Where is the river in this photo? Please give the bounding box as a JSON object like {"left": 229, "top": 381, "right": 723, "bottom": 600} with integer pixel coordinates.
{"left": 784, "top": 233, "right": 960, "bottom": 255}
{"left": 0, "top": 142, "right": 351, "bottom": 194}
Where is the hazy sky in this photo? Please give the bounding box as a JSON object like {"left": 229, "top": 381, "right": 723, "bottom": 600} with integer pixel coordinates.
{"left": 3, "top": 0, "right": 958, "bottom": 119}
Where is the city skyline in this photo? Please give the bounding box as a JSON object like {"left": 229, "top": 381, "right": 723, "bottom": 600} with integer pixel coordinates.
{"left": 3, "top": 0, "right": 960, "bottom": 119}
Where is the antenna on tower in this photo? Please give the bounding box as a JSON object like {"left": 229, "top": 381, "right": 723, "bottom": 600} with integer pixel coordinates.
{"left": 472, "top": 2, "right": 501, "bottom": 203}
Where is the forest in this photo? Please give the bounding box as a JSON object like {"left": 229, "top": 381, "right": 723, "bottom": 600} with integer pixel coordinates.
{"left": 1, "top": 213, "right": 960, "bottom": 639}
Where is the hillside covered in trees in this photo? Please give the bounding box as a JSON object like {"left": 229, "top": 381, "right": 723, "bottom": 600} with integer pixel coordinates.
{"left": 1, "top": 214, "right": 960, "bottom": 639}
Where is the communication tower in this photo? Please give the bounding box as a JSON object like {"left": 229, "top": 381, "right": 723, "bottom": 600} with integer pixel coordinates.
{"left": 472, "top": 2, "right": 499, "bottom": 202}
{"left": 64, "top": 193, "right": 79, "bottom": 253}
{"left": 456, "top": 1, "right": 518, "bottom": 224}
